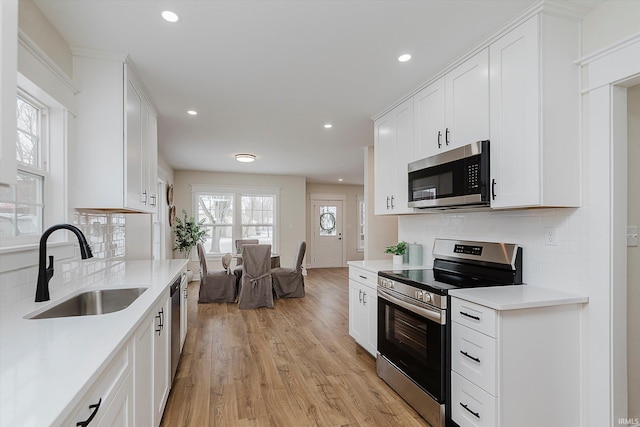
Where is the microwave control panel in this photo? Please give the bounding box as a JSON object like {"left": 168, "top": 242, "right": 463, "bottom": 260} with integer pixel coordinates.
{"left": 466, "top": 162, "right": 480, "bottom": 192}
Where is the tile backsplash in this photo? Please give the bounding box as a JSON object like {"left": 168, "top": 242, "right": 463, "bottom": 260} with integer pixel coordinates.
{"left": 398, "top": 207, "right": 587, "bottom": 294}
{"left": 0, "top": 212, "right": 127, "bottom": 308}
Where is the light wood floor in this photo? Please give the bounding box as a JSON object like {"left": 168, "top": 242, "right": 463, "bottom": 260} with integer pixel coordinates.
{"left": 160, "top": 268, "right": 429, "bottom": 427}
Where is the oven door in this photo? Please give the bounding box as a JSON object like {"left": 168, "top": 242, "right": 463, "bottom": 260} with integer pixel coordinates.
{"left": 377, "top": 288, "right": 446, "bottom": 403}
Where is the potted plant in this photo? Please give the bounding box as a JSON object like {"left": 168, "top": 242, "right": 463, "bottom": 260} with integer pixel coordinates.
{"left": 385, "top": 241, "right": 407, "bottom": 265}
{"left": 173, "top": 210, "right": 208, "bottom": 280}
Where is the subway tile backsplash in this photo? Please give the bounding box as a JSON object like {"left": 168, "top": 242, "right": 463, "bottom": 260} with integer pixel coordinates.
{"left": 398, "top": 208, "right": 587, "bottom": 294}
{"left": 0, "top": 212, "right": 127, "bottom": 308}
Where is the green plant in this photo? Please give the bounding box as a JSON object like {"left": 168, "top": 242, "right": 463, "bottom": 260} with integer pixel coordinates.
{"left": 384, "top": 241, "right": 407, "bottom": 256}
{"left": 173, "top": 209, "right": 208, "bottom": 258}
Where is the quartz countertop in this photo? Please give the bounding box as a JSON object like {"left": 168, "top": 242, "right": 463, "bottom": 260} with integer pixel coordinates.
{"left": 0, "top": 259, "right": 188, "bottom": 427}
{"left": 347, "top": 260, "right": 427, "bottom": 274}
{"left": 449, "top": 285, "right": 588, "bottom": 310}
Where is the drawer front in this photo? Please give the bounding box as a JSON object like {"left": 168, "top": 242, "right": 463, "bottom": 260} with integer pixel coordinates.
{"left": 349, "top": 266, "right": 378, "bottom": 288}
{"left": 451, "top": 371, "right": 498, "bottom": 427}
{"left": 451, "top": 297, "right": 497, "bottom": 337}
{"left": 60, "top": 343, "right": 132, "bottom": 426}
{"left": 451, "top": 322, "right": 498, "bottom": 395}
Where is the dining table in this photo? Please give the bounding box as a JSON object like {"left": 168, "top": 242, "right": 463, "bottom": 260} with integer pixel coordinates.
{"left": 232, "top": 253, "right": 281, "bottom": 269}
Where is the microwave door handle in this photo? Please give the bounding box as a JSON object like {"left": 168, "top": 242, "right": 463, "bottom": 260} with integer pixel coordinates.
{"left": 378, "top": 289, "right": 444, "bottom": 325}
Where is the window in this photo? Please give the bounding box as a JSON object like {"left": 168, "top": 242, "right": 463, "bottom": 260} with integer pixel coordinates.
{"left": 357, "top": 196, "right": 365, "bottom": 252}
{"left": 194, "top": 186, "right": 278, "bottom": 255}
{"left": 0, "top": 96, "right": 46, "bottom": 239}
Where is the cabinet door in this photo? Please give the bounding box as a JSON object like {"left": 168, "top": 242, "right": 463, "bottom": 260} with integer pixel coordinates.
{"left": 153, "top": 296, "right": 171, "bottom": 427}
{"left": 413, "top": 77, "right": 445, "bottom": 161}
{"left": 97, "top": 371, "right": 134, "bottom": 427}
{"left": 392, "top": 99, "right": 414, "bottom": 214}
{"left": 125, "top": 78, "right": 145, "bottom": 211}
{"left": 363, "top": 284, "right": 377, "bottom": 355}
{"left": 489, "top": 16, "right": 540, "bottom": 208}
{"left": 134, "top": 312, "right": 154, "bottom": 427}
{"left": 446, "top": 48, "right": 489, "bottom": 149}
{"left": 349, "top": 281, "right": 367, "bottom": 345}
{"left": 0, "top": 0, "right": 17, "bottom": 186}
{"left": 374, "top": 111, "right": 396, "bottom": 214}
{"left": 180, "top": 273, "right": 188, "bottom": 351}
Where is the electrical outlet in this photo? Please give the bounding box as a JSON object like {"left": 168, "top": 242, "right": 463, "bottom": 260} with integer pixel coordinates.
{"left": 629, "top": 225, "right": 639, "bottom": 247}
{"left": 544, "top": 227, "right": 558, "bottom": 246}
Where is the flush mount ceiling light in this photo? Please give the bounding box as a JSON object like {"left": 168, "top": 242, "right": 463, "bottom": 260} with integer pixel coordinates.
{"left": 324, "top": 123, "right": 333, "bottom": 129}
{"left": 161, "top": 10, "right": 180, "bottom": 23}
{"left": 187, "top": 110, "right": 198, "bottom": 116}
{"left": 398, "top": 54, "right": 412, "bottom": 63}
{"left": 338, "top": 178, "right": 344, "bottom": 182}
{"left": 235, "top": 153, "right": 256, "bottom": 163}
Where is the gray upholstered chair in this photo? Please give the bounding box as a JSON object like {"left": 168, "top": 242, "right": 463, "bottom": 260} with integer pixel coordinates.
{"left": 197, "top": 243, "right": 237, "bottom": 303}
{"left": 272, "top": 241, "right": 306, "bottom": 299}
{"left": 233, "top": 238, "right": 260, "bottom": 280}
{"left": 237, "top": 244, "right": 274, "bottom": 309}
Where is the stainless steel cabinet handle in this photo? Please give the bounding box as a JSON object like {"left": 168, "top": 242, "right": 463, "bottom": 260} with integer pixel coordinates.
{"left": 362, "top": 291, "right": 367, "bottom": 305}
{"left": 358, "top": 289, "right": 363, "bottom": 303}
{"left": 437, "top": 130, "right": 442, "bottom": 148}
{"left": 390, "top": 195, "right": 395, "bottom": 209}
{"left": 460, "top": 350, "right": 480, "bottom": 363}
{"left": 142, "top": 190, "right": 148, "bottom": 204}
{"left": 150, "top": 194, "right": 157, "bottom": 206}
{"left": 386, "top": 196, "right": 390, "bottom": 209}
{"left": 445, "top": 127, "right": 450, "bottom": 145}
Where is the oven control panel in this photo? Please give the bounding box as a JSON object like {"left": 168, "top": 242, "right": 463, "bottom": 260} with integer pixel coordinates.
{"left": 377, "top": 277, "right": 445, "bottom": 309}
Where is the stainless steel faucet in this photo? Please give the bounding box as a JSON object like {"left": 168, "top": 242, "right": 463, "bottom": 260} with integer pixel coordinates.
{"left": 35, "top": 224, "right": 94, "bottom": 302}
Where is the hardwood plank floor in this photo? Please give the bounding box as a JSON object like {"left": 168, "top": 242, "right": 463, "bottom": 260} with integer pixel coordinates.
{"left": 160, "top": 268, "right": 429, "bottom": 427}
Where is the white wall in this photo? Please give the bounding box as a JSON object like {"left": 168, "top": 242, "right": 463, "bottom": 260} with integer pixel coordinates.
{"left": 306, "top": 183, "right": 364, "bottom": 265}
{"left": 172, "top": 170, "right": 306, "bottom": 273}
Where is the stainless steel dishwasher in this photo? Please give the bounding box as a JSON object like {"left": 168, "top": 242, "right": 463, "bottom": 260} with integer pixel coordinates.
{"left": 170, "top": 277, "right": 181, "bottom": 382}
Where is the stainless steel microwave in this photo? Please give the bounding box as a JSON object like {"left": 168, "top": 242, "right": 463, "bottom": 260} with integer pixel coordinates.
{"left": 408, "top": 140, "right": 490, "bottom": 209}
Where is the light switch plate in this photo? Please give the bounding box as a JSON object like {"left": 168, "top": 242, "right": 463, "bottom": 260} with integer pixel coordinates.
{"left": 628, "top": 225, "right": 639, "bottom": 247}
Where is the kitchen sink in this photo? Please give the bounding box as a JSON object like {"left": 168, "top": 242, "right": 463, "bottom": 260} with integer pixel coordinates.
{"left": 27, "top": 287, "right": 147, "bottom": 319}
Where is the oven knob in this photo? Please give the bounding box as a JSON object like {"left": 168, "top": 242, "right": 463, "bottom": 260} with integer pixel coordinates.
{"left": 424, "top": 293, "right": 432, "bottom": 303}
{"left": 416, "top": 290, "right": 423, "bottom": 300}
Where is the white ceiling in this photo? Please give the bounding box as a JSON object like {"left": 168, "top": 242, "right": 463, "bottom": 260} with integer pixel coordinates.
{"left": 34, "top": 0, "right": 544, "bottom": 185}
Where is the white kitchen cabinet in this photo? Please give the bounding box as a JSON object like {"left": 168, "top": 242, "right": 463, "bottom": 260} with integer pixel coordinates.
{"left": 0, "top": 0, "right": 18, "bottom": 187}
{"left": 413, "top": 49, "right": 489, "bottom": 161}
{"left": 152, "top": 292, "right": 171, "bottom": 427}
{"left": 489, "top": 14, "right": 580, "bottom": 208}
{"left": 450, "top": 296, "right": 583, "bottom": 427}
{"left": 180, "top": 272, "right": 188, "bottom": 351}
{"left": 374, "top": 98, "right": 414, "bottom": 215}
{"left": 61, "top": 343, "right": 133, "bottom": 427}
{"left": 348, "top": 266, "right": 377, "bottom": 356}
{"left": 72, "top": 54, "right": 158, "bottom": 213}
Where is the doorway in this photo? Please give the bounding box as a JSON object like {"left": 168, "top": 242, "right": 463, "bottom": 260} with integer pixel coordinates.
{"left": 310, "top": 198, "right": 344, "bottom": 268}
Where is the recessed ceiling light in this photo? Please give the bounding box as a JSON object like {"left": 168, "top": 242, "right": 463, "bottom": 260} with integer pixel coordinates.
{"left": 235, "top": 153, "right": 256, "bottom": 163}
{"left": 324, "top": 123, "right": 333, "bottom": 129}
{"left": 161, "top": 10, "right": 180, "bottom": 23}
{"left": 338, "top": 178, "right": 344, "bottom": 182}
{"left": 398, "top": 54, "right": 412, "bottom": 63}
{"left": 187, "top": 110, "right": 198, "bottom": 116}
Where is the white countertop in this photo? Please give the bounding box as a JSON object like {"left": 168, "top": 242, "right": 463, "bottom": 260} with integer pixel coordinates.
{"left": 449, "top": 285, "right": 588, "bottom": 310}
{"left": 0, "top": 259, "right": 188, "bottom": 427}
{"left": 347, "top": 260, "right": 427, "bottom": 273}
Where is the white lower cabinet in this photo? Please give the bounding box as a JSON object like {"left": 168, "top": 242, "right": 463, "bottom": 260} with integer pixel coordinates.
{"left": 62, "top": 344, "right": 133, "bottom": 426}
{"left": 450, "top": 297, "right": 582, "bottom": 427}
{"left": 348, "top": 266, "right": 377, "bottom": 356}
{"left": 133, "top": 291, "right": 171, "bottom": 427}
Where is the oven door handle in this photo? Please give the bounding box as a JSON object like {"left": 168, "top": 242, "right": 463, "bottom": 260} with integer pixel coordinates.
{"left": 378, "top": 289, "right": 444, "bottom": 325}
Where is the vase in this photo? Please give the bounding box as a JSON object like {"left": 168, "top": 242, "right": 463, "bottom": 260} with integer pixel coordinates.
{"left": 392, "top": 254, "right": 403, "bottom": 265}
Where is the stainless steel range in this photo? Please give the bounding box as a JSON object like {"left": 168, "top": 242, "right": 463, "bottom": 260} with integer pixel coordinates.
{"left": 376, "top": 239, "right": 523, "bottom": 427}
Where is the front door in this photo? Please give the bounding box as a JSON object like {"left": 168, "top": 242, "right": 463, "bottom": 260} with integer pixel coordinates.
{"left": 312, "top": 200, "right": 343, "bottom": 268}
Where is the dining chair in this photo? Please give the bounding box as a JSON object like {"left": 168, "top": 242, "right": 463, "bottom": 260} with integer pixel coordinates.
{"left": 197, "top": 243, "right": 237, "bottom": 303}
{"left": 237, "top": 244, "right": 274, "bottom": 309}
{"left": 233, "top": 238, "right": 260, "bottom": 280}
{"left": 272, "top": 241, "right": 306, "bottom": 299}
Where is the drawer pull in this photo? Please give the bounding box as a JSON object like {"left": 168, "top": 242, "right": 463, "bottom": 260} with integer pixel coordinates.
{"left": 359, "top": 275, "right": 367, "bottom": 280}
{"left": 460, "top": 402, "right": 480, "bottom": 419}
{"left": 460, "top": 311, "right": 481, "bottom": 321}
{"left": 460, "top": 350, "right": 480, "bottom": 363}
{"left": 77, "top": 398, "right": 102, "bottom": 426}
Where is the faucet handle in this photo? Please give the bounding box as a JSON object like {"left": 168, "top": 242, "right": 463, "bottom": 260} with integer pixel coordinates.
{"left": 46, "top": 255, "right": 54, "bottom": 279}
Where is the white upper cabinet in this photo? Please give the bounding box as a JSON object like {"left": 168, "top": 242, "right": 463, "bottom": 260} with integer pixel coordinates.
{"left": 72, "top": 54, "right": 158, "bottom": 213}
{"left": 413, "top": 49, "right": 489, "bottom": 161}
{"left": 374, "top": 98, "right": 414, "bottom": 215}
{"left": 489, "top": 14, "right": 580, "bottom": 208}
{"left": 0, "top": 0, "right": 18, "bottom": 187}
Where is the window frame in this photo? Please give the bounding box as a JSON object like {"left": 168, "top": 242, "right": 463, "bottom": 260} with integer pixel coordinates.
{"left": 191, "top": 184, "right": 280, "bottom": 257}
